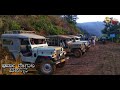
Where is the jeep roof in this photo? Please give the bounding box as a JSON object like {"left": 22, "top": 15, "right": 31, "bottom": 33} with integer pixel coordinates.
{"left": 1, "top": 33, "right": 46, "bottom": 39}
{"left": 48, "top": 35, "right": 72, "bottom": 39}
{"left": 68, "top": 35, "right": 81, "bottom": 39}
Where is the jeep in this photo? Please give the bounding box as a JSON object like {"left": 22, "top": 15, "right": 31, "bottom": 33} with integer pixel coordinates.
{"left": 47, "top": 35, "right": 86, "bottom": 58}
{"left": 69, "top": 35, "right": 91, "bottom": 51}
{"left": 1, "top": 30, "right": 67, "bottom": 75}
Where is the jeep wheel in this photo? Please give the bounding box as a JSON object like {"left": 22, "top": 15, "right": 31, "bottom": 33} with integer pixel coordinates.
{"left": 86, "top": 48, "right": 90, "bottom": 52}
{"left": 74, "top": 50, "right": 82, "bottom": 58}
{"left": 39, "top": 60, "right": 56, "bottom": 75}
{"left": 57, "top": 61, "right": 65, "bottom": 68}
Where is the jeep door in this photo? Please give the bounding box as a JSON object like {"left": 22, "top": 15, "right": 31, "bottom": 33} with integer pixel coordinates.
{"left": 20, "top": 38, "right": 35, "bottom": 63}
{"left": 11, "top": 39, "right": 21, "bottom": 59}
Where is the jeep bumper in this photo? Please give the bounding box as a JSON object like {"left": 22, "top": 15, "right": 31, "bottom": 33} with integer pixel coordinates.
{"left": 54, "top": 57, "right": 69, "bottom": 65}
{"left": 86, "top": 45, "right": 91, "bottom": 49}
{"left": 81, "top": 47, "right": 86, "bottom": 52}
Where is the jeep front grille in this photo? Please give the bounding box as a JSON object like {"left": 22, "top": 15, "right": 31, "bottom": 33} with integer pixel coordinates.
{"left": 56, "top": 50, "right": 60, "bottom": 59}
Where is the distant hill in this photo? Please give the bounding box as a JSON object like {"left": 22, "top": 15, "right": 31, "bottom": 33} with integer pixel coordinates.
{"left": 76, "top": 22, "right": 105, "bottom": 37}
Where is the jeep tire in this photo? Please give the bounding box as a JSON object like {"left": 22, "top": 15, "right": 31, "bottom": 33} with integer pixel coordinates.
{"left": 39, "top": 60, "right": 56, "bottom": 75}
{"left": 74, "top": 50, "right": 82, "bottom": 58}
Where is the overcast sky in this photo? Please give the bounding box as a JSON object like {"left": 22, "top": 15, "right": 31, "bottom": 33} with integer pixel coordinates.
{"left": 76, "top": 15, "right": 120, "bottom": 23}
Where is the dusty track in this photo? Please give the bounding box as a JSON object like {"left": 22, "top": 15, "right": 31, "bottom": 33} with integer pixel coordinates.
{"left": 54, "top": 42, "right": 120, "bottom": 75}
{"left": 1, "top": 42, "right": 120, "bottom": 75}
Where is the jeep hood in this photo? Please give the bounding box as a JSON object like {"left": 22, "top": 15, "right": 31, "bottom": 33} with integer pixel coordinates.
{"left": 33, "top": 46, "right": 62, "bottom": 51}
{"left": 72, "top": 41, "right": 84, "bottom": 44}
{"left": 80, "top": 41, "right": 88, "bottom": 43}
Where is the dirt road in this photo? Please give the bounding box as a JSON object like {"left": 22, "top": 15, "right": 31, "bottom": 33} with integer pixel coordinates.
{"left": 1, "top": 42, "right": 120, "bottom": 75}
{"left": 54, "top": 42, "right": 120, "bottom": 75}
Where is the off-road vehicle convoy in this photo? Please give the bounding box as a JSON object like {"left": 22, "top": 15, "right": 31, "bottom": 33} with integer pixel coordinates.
{"left": 1, "top": 30, "right": 67, "bottom": 75}
{"left": 47, "top": 35, "right": 86, "bottom": 58}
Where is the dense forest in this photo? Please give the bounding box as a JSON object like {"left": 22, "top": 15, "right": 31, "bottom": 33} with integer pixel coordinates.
{"left": 0, "top": 15, "right": 81, "bottom": 36}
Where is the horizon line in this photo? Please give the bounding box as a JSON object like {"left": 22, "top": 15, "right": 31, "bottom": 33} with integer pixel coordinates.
{"left": 77, "top": 21, "right": 103, "bottom": 23}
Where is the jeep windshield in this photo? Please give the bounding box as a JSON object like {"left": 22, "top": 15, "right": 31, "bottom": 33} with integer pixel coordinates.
{"left": 66, "top": 38, "right": 72, "bottom": 43}
{"left": 30, "top": 38, "right": 47, "bottom": 45}
{"left": 76, "top": 38, "right": 80, "bottom": 40}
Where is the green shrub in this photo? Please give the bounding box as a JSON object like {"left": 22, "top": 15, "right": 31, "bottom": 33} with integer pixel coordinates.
{"left": 0, "top": 15, "right": 81, "bottom": 35}
{"left": 9, "top": 21, "right": 21, "bottom": 30}
{"left": 115, "top": 39, "right": 120, "bottom": 43}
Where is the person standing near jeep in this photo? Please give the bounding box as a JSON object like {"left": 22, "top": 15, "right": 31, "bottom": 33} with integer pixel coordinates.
{"left": 93, "top": 38, "right": 95, "bottom": 46}
{"left": 92, "top": 38, "right": 96, "bottom": 46}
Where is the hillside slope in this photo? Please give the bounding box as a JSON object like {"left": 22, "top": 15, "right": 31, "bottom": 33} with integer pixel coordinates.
{"left": 77, "top": 22, "right": 105, "bottom": 37}
{"left": 0, "top": 15, "right": 80, "bottom": 36}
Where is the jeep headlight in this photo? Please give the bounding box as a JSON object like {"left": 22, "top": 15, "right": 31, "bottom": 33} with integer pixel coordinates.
{"left": 63, "top": 51, "right": 66, "bottom": 55}
{"left": 61, "top": 47, "right": 63, "bottom": 51}
{"left": 52, "top": 50, "right": 57, "bottom": 58}
{"left": 54, "top": 50, "right": 56, "bottom": 53}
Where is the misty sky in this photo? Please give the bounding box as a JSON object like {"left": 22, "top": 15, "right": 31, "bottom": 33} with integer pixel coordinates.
{"left": 76, "top": 15, "right": 120, "bottom": 23}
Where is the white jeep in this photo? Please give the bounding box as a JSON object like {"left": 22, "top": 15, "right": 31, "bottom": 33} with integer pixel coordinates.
{"left": 47, "top": 35, "right": 86, "bottom": 58}
{"left": 1, "top": 30, "right": 67, "bottom": 75}
{"left": 69, "top": 35, "right": 91, "bottom": 51}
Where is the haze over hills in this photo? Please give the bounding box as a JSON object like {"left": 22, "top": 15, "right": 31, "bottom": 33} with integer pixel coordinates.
{"left": 77, "top": 21, "right": 105, "bottom": 37}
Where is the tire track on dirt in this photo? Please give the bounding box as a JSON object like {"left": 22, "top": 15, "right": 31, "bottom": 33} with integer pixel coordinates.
{"left": 91, "top": 43, "right": 120, "bottom": 75}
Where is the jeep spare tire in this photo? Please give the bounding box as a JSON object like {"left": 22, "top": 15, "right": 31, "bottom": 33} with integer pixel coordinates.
{"left": 39, "top": 60, "right": 56, "bottom": 75}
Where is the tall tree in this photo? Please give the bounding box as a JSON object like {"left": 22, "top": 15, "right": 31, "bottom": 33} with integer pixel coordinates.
{"left": 102, "top": 17, "right": 120, "bottom": 35}
{"left": 63, "top": 15, "right": 78, "bottom": 24}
